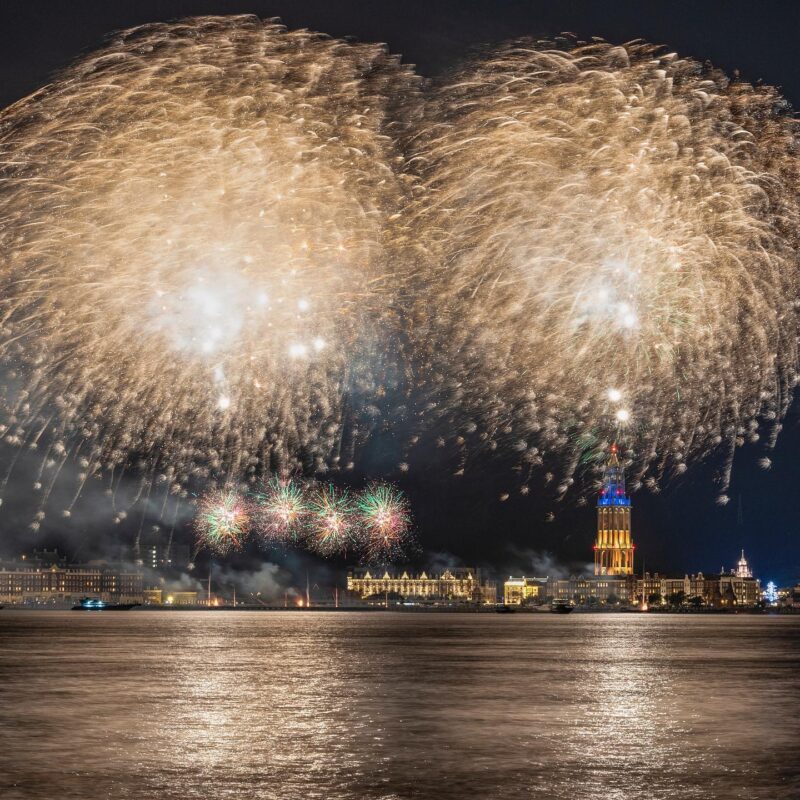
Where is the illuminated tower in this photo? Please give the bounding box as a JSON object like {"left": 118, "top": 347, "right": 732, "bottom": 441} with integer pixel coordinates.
{"left": 735, "top": 550, "right": 752, "bottom": 578}
{"left": 594, "top": 443, "right": 634, "bottom": 575}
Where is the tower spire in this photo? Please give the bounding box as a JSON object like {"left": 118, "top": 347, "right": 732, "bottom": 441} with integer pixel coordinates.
{"left": 735, "top": 550, "right": 752, "bottom": 579}
{"left": 594, "top": 443, "right": 634, "bottom": 576}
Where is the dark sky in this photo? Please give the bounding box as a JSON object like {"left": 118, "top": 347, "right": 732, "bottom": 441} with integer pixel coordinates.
{"left": 1, "top": 0, "right": 799, "bottom": 586}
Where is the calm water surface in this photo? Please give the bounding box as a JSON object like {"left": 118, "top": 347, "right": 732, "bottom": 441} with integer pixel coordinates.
{"left": 0, "top": 611, "right": 798, "bottom": 799}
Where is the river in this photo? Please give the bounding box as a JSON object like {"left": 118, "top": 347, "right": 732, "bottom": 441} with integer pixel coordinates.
{"left": 0, "top": 611, "right": 797, "bottom": 799}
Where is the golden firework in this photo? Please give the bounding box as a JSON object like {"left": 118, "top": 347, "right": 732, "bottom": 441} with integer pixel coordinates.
{"left": 0, "top": 16, "right": 416, "bottom": 517}
{"left": 405, "top": 40, "right": 800, "bottom": 500}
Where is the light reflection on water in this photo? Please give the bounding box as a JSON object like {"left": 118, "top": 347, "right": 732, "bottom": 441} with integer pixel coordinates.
{"left": 0, "top": 612, "right": 798, "bottom": 799}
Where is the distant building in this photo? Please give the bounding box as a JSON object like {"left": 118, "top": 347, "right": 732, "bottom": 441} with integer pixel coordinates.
{"left": 139, "top": 541, "right": 191, "bottom": 570}
{"left": 688, "top": 570, "right": 761, "bottom": 607}
{"left": 503, "top": 576, "right": 547, "bottom": 605}
{"left": 548, "top": 575, "right": 633, "bottom": 604}
{"left": 778, "top": 584, "right": 800, "bottom": 607}
{"left": 638, "top": 572, "right": 666, "bottom": 602}
{"left": 165, "top": 590, "right": 198, "bottom": 605}
{"left": 347, "top": 567, "right": 497, "bottom": 604}
{"left": 613, "top": 571, "right": 760, "bottom": 607}
{"left": 594, "top": 444, "right": 634, "bottom": 576}
{"left": 0, "top": 556, "right": 143, "bottom": 606}
{"left": 660, "top": 576, "right": 691, "bottom": 601}
{"left": 504, "top": 558, "right": 761, "bottom": 608}
{"left": 143, "top": 587, "right": 199, "bottom": 606}
{"left": 143, "top": 588, "right": 163, "bottom": 605}
{"left": 505, "top": 447, "right": 762, "bottom": 608}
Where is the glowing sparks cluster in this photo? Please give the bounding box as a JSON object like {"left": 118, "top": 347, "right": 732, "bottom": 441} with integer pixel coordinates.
{"left": 254, "top": 477, "right": 306, "bottom": 545}
{"left": 196, "top": 479, "right": 412, "bottom": 559}
{"left": 407, "top": 40, "right": 800, "bottom": 500}
{"left": 307, "top": 485, "right": 360, "bottom": 556}
{"left": 195, "top": 489, "right": 251, "bottom": 554}
{"left": 0, "top": 16, "right": 414, "bottom": 520}
{"left": 358, "top": 482, "right": 412, "bottom": 561}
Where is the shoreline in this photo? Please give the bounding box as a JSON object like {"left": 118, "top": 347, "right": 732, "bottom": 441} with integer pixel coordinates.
{"left": 1, "top": 604, "right": 797, "bottom": 614}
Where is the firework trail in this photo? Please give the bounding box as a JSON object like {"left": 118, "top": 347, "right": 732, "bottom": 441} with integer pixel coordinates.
{"left": 0, "top": 16, "right": 416, "bottom": 522}
{"left": 357, "top": 483, "right": 411, "bottom": 561}
{"left": 406, "top": 39, "right": 800, "bottom": 501}
{"left": 194, "top": 488, "right": 251, "bottom": 555}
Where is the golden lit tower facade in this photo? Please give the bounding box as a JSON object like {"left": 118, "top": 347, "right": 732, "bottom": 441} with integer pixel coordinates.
{"left": 594, "top": 443, "right": 634, "bottom": 576}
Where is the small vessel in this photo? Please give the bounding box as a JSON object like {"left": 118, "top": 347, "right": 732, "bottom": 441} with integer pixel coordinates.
{"left": 72, "top": 597, "right": 139, "bottom": 611}
{"left": 496, "top": 604, "right": 516, "bottom": 613}
{"left": 550, "top": 599, "right": 574, "bottom": 614}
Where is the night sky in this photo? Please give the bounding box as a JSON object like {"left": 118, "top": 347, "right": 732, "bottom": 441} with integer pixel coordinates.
{"left": 1, "top": 0, "right": 799, "bottom": 585}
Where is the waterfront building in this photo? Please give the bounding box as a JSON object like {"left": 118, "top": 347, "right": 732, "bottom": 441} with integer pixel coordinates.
{"left": 688, "top": 571, "right": 761, "bottom": 607}
{"left": 778, "top": 584, "right": 800, "bottom": 607}
{"left": 504, "top": 563, "right": 761, "bottom": 608}
{"left": 626, "top": 570, "right": 760, "bottom": 607}
{"left": 148, "top": 589, "right": 200, "bottom": 605}
{"left": 638, "top": 572, "right": 669, "bottom": 603}
{"left": 594, "top": 444, "right": 634, "bottom": 576}
{"left": 548, "top": 575, "right": 633, "bottom": 603}
{"left": 504, "top": 444, "right": 763, "bottom": 607}
{"left": 168, "top": 590, "right": 199, "bottom": 605}
{"left": 143, "top": 588, "right": 163, "bottom": 605}
{"left": 347, "top": 567, "right": 497, "bottom": 604}
{"left": 660, "top": 576, "right": 691, "bottom": 601}
{"left": 503, "top": 576, "right": 547, "bottom": 605}
{"left": 0, "top": 557, "right": 143, "bottom": 606}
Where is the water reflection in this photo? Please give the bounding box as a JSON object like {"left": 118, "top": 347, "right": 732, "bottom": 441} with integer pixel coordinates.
{"left": 137, "top": 615, "right": 367, "bottom": 797}
{"left": 0, "top": 613, "right": 798, "bottom": 799}
{"left": 566, "top": 619, "right": 686, "bottom": 798}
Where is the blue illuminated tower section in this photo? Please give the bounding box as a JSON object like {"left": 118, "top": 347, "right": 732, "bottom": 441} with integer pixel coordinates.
{"left": 594, "top": 443, "right": 634, "bottom": 575}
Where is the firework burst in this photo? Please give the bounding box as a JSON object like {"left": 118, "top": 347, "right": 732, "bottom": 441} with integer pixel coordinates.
{"left": 194, "top": 489, "right": 251, "bottom": 555}
{"left": 358, "top": 483, "right": 411, "bottom": 561}
{"left": 0, "top": 15, "right": 416, "bottom": 522}
{"left": 1, "top": 20, "right": 798, "bottom": 531}
{"left": 254, "top": 477, "right": 308, "bottom": 546}
{"left": 406, "top": 39, "right": 800, "bottom": 499}
{"left": 307, "top": 484, "right": 361, "bottom": 556}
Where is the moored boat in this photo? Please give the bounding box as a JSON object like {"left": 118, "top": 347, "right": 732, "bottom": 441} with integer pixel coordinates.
{"left": 72, "top": 597, "right": 139, "bottom": 611}
{"left": 550, "top": 599, "right": 574, "bottom": 614}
